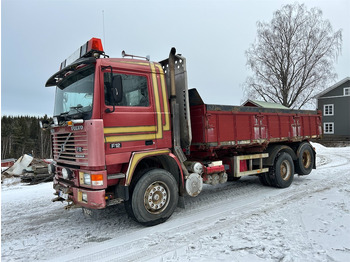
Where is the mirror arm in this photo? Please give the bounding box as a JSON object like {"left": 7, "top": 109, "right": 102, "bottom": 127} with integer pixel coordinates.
{"left": 105, "top": 105, "right": 115, "bottom": 113}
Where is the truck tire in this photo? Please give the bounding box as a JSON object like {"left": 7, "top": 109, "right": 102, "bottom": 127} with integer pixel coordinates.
{"left": 269, "top": 152, "right": 294, "bottom": 188}
{"left": 295, "top": 143, "right": 314, "bottom": 176}
{"left": 258, "top": 172, "right": 272, "bottom": 186}
{"left": 228, "top": 176, "right": 241, "bottom": 181}
{"left": 127, "top": 168, "right": 178, "bottom": 226}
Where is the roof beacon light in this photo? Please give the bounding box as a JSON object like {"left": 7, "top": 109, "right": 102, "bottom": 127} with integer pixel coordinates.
{"left": 60, "top": 38, "right": 104, "bottom": 70}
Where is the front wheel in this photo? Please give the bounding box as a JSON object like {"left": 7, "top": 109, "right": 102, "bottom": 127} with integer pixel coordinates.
{"left": 128, "top": 168, "right": 178, "bottom": 226}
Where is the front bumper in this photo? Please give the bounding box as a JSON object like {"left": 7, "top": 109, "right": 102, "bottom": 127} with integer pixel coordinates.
{"left": 72, "top": 187, "right": 106, "bottom": 209}
{"left": 54, "top": 183, "right": 106, "bottom": 209}
{"left": 53, "top": 164, "right": 108, "bottom": 209}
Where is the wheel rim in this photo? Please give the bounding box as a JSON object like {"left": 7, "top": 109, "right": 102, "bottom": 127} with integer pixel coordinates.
{"left": 144, "top": 181, "right": 170, "bottom": 214}
{"left": 302, "top": 150, "right": 311, "bottom": 169}
{"left": 280, "top": 160, "right": 291, "bottom": 181}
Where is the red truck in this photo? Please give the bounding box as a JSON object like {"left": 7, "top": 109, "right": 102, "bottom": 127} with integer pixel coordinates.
{"left": 45, "top": 38, "right": 322, "bottom": 226}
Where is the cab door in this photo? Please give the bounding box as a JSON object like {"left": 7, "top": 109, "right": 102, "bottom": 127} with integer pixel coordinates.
{"left": 102, "top": 69, "right": 157, "bottom": 159}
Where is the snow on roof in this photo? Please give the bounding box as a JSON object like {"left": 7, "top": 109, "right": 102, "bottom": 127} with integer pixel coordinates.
{"left": 242, "top": 99, "right": 289, "bottom": 109}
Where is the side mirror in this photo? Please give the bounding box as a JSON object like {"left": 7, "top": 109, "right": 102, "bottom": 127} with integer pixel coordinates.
{"left": 39, "top": 120, "right": 50, "bottom": 130}
{"left": 112, "top": 75, "right": 123, "bottom": 104}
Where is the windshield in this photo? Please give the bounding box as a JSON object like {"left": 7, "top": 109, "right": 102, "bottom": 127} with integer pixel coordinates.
{"left": 54, "top": 66, "right": 95, "bottom": 120}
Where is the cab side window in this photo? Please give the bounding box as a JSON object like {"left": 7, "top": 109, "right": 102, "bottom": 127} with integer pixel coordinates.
{"left": 104, "top": 73, "right": 149, "bottom": 107}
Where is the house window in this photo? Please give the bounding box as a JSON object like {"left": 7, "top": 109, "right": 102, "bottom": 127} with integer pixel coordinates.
{"left": 344, "top": 87, "right": 350, "bottom": 96}
{"left": 323, "top": 104, "right": 334, "bottom": 116}
{"left": 324, "top": 122, "right": 334, "bottom": 134}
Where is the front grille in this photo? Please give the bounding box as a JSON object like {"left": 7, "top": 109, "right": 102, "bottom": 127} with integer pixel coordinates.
{"left": 52, "top": 131, "right": 89, "bottom": 166}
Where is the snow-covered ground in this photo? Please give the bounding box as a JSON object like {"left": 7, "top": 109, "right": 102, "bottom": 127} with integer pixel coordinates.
{"left": 1, "top": 143, "right": 350, "bottom": 261}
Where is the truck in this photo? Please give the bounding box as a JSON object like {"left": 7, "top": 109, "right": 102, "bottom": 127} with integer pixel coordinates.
{"left": 44, "top": 38, "right": 322, "bottom": 226}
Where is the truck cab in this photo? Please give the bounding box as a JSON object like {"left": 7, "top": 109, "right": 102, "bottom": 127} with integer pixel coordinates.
{"left": 46, "top": 39, "right": 185, "bottom": 225}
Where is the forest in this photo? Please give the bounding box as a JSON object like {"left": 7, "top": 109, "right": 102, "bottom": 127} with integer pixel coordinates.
{"left": 1, "top": 115, "right": 52, "bottom": 160}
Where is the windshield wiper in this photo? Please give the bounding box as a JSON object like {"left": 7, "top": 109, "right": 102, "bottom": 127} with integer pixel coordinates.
{"left": 70, "top": 104, "right": 83, "bottom": 111}
{"left": 57, "top": 111, "right": 70, "bottom": 122}
{"left": 60, "top": 111, "right": 69, "bottom": 117}
{"left": 69, "top": 105, "right": 91, "bottom": 119}
{"left": 51, "top": 111, "right": 70, "bottom": 124}
{"left": 56, "top": 105, "right": 91, "bottom": 123}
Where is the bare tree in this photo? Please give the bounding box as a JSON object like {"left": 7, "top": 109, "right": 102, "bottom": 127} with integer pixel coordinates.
{"left": 244, "top": 3, "right": 342, "bottom": 109}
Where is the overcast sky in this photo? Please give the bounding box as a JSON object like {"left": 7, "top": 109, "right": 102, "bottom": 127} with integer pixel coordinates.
{"left": 1, "top": 0, "right": 349, "bottom": 116}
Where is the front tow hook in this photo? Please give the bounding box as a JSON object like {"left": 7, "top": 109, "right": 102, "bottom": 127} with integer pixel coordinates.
{"left": 52, "top": 196, "right": 65, "bottom": 202}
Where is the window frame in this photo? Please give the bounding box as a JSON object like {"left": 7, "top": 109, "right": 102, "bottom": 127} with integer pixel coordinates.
{"left": 323, "top": 122, "right": 334, "bottom": 134}
{"left": 323, "top": 104, "right": 334, "bottom": 116}
{"left": 344, "top": 87, "right": 350, "bottom": 96}
{"left": 103, "top": 71, "right": 151, "bottom": 108}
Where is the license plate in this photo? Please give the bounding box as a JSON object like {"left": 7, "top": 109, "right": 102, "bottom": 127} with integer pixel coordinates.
{"left": 59, "top": 191, "right": 68, "bottom": 200}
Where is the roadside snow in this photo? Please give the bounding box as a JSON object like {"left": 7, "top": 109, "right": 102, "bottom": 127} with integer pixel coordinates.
{"left": 1, "top": 143, "right": 350, "bottom": 261}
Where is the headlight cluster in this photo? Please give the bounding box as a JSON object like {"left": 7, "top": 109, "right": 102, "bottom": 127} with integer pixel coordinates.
{"left": 79, "top": 172, "right": 103, "bottom": 186}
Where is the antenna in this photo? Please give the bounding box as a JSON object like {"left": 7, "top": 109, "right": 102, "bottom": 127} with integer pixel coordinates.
{"left": 102, "top": 10, "right": 106, "bottom": 49}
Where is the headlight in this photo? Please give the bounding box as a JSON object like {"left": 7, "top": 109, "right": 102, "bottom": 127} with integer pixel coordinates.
{"left": 83, "top": 173, "right": 91, "bottom": 185}
{"left": 62, "top": 168, "right": 73, "bottom": 179}
{"left": 62, "top": 168, "right": 68, "bottom": 179}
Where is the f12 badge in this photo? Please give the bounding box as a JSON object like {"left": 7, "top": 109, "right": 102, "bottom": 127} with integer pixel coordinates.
{"left": 110, "top": 143, "right": 122, "bottom": 149}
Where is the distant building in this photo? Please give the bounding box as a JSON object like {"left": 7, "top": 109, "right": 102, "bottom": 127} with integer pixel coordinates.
{"left": 316, "top": 77, "right": 350, "bottom": 142}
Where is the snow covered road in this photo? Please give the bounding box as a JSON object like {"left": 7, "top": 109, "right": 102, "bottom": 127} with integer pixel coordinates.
{"left": 1, "top": 143, "right": 350, "bottom": 261}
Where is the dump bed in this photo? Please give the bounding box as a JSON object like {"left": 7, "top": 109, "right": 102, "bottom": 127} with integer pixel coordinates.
{"left": 189, "top": 89, "right": 322, "bottom": 149}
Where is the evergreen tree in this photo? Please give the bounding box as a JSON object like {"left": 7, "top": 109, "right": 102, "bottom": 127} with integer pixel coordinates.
{"left": 1, "top": 115, "right": 52, "bottom": 159}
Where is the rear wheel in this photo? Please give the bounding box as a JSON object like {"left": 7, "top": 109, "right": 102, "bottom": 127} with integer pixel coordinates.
{"left": 126, "top": 168, "right": 178, "bottom": 226}
{"left": 228, "top": 176, "right": 241, "bottom": 181}
{"left": 269, "top": 152, "right": 294, "bottom": 188}
{"left": 259, "top": 173, "right": 272, "bottom": 186}
{"left": 295, "top": 143, "right": 314, "bottom": 175}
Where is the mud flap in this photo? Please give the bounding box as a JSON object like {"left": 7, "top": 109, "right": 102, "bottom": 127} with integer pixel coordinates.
{"left": 178, "top": 195, "right": 185, "bottom": 208}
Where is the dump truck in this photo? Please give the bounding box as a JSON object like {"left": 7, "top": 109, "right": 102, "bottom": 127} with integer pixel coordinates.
{"left": 44, "top": 38, "right": 322, "bottom": 226}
